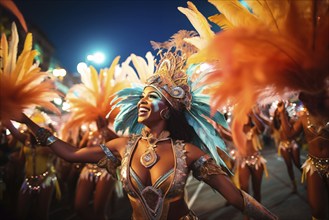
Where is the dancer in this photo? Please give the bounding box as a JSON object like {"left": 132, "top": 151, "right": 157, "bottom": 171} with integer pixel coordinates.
{"left": 2, "top": 113, "right": 61, "bottom": 220}
{"left": 74, "top": 129, "right": 117, "bottom": 220}
{"left": 237, "top": 110, "right": 269, "bottom": 220}
{"left": 272, "top": 107, "right": 302, "bottom": 193}
{"left": 56, "top": 54, "right": 126, "bottom": 219}
{"left": 10, "top": 50, "right": 277, "bottom": 220}
{"left": 278, "top": 98, "right": 328, "bottom": 220}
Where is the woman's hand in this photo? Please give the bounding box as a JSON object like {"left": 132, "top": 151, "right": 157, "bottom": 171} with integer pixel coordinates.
{"left": 277, "top": 101, "right": 285, "bottom": 113}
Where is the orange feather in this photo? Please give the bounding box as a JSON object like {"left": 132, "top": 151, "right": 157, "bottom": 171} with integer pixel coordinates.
{"left": 0, "top": 23, "right": 60, "bottom": 120}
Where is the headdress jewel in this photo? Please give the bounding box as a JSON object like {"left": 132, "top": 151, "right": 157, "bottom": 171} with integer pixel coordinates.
{"left": 146, "top": 52, "right": 192, "bottom": 111}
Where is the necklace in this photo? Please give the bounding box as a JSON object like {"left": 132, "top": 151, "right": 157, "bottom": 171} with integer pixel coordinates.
{"left": 140, "top": 129, "right": 170, "bottom": 168}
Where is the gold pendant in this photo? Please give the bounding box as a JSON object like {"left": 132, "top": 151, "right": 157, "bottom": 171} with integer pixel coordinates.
{"left": 140, "top": 147, "right": 158, "bottom": 168}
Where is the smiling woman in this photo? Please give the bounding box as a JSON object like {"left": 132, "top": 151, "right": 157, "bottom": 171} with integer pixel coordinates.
{"left": 9, "top": 47, "right": 278, "bottom": 219}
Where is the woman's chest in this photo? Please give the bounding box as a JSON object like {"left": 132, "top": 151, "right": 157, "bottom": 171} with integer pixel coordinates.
{"left": 130, "top": 141, "right": 175, "bottom": 186}
{"left": 120, "top": 137, "right": 188, "bottom": 197}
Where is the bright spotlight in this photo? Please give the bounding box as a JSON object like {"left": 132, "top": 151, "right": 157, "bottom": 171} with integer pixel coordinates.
{"left": 86, "top": 52, "right": 106, "bottom": 64}
{"left": 93, "top": 52, "right": 105, "bottom": 64}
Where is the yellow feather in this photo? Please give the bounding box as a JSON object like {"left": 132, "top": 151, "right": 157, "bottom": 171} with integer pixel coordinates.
{"left": 80, "top": 66, "right": 92, "bottom": 90}
{"left": 178, "top": 1, "right": 214, "bottom": 41}
{"left": 245, "top": 0, "right": 289, "bottom": 32}
{"left": 107, "top": 56, "right": 120, "bottom": 80}
{"left": 89, "top": 66, "right": 99, "bottom": 96}
{"left": 183, "top": 36, "right": 207, "bottom": 50}
{"left": 125, "top": 53, "right": 155, "bottom": 83}
{"left": 103, "top": 56, "right": 120, "bottom": 101}
{"left": 15, "top": 50, "right": 39, "bottom": 83}
{"left": 5, "top": 23, "right": 19, "bottom": 74}
{"left": 209, "top": 0, "right": 260, "bottom": 27}
{"left": 209, "top": 14, "right": 234, "bottom": 30}
{"left": 0, "top": 24, "right": 60, "bottom": 120}
{"left": 131, "top": 54, "right": 150, "bottom": 82}
{"left": 62, "top": 57, "right": 131, "bottom": 141}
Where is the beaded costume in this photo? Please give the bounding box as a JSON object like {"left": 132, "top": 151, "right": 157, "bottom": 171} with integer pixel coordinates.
{"left": 79, "top": 163, "right": 110, "bottom": 182}
{"left": 239, "top": 152, "right": 267, "bottom": 172}
{"left": 301, "top": 115, "right": 329, "bottom": 182}
{"left": 301, "top": 154, "right": 329, "bottom": 183}
{"left": 94, "top": 28, "right": 278, "bottom": 217}
{"left": 278, "top": 140, "right": 299, "bottom": 156}
{"left": 95, "top": 47, "right": 232, "bottom": 220}
{"left": 20, "top": 140, "right": 61, "bottom": 199}
{"left": 98, "top": 134, "right": 227, "bottom": 220}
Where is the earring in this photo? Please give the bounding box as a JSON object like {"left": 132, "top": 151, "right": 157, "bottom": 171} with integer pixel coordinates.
{"left": 160, "top": 108, "right": 170, "bottom": 120}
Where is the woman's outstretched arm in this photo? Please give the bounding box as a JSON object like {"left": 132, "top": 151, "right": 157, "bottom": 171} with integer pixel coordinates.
{"left": 205, "top": 173, "right": 277, "bottom": 219}
{"left": 11, "top": 113, "right": 112, "bottom": 163}
{"left": 187, "top": 144, "right": 277, "bottom": 220}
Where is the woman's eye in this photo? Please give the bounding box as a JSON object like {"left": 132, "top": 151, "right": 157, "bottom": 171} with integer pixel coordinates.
{"left": 149, "top": 94, "right": 159, "bottom": 99}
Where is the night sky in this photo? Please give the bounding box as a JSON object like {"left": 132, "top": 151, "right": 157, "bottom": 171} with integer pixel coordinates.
{"left": 13, "top": 0, "right": 219, "bottom": 74}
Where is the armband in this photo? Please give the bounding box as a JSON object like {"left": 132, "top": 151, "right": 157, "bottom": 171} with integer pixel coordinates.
{"left": 35, "top": 127, "right": 58, "bottom": 146}
{"left": 192, "top": 154, "right": 227, "bottom": 181}
{"left": 97, "top": 144, "right": 121, "bottom": 179}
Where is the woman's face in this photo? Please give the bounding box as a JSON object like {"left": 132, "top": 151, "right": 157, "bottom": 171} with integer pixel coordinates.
{"left": 137, "top": 87, "right": 168, "bottom": 124}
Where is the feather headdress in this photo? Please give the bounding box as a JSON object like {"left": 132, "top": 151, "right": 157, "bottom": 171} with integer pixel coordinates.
{"left": 151, "top": 30, "right": 198, "bottom": 58}
{"left": 185, "top": 0, "right": 329, "bottom": 153}
{"left": 0, "top": 23, "right": 60, "bottom": 121}
{"left": 60, "top": 57, "right": 129, "bottom": 143}
{"left": 111, "top": 35, "right": 230, "bottom": 167}
{"left": 111, "top": 52, "right": 156, "bottom": 135}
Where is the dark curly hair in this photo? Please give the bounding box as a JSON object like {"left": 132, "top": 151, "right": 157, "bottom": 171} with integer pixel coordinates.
{"left": 166, "top": 106, "right": 196, "bottom": 142}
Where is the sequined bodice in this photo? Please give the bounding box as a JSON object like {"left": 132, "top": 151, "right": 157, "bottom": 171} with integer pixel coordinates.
{"left": 120, "top": 135, "right": 188, "bottom": 220}
{"left": 304, "top": 115, "right": 329, "bottom": 154}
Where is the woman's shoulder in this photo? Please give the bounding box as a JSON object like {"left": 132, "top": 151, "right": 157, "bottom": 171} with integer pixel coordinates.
{"left": 183, "top": 142, "right": 207, "bottom": 167}
{"left": 105, "top": 136, "right": 130, "bottom": 147}
{"left": 104, "top": 137, "right": 129, "bottom": 154}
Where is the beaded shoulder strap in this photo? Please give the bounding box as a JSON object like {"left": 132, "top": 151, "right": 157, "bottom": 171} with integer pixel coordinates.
{"left": 120, "top": 134, "right": 141, "bottom": 194}
{"left": 167, "top": 140, "right": 188, "bottom": 197}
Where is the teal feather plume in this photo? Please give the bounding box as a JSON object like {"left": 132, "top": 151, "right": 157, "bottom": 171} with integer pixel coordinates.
{"left": 185, "top": 108, "right": 228, "bottom": 168}
{"left": 111, "top": 85, "right": 144, "bottom": 134}
{"left": 185, "top": 64, "right": 231, "bottom": 168}
{"left": 192, "top": 97, "right": 229, "bottom": 130}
